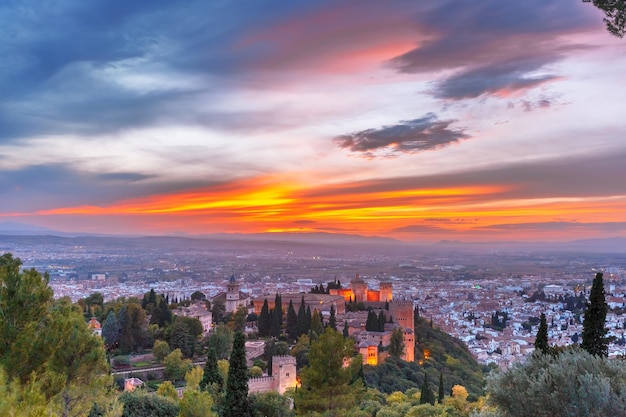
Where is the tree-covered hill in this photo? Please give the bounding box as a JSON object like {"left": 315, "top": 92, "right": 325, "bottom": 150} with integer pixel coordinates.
{"left": 364, "top": 316, "right": 485, "bottom": 399}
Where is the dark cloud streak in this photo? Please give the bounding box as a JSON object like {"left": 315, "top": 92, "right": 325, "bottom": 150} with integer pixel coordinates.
{"left": 334, "top": 113, "right": 469, "bottom": 157}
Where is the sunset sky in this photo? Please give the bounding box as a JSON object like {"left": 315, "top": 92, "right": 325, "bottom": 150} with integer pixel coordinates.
{"left": 1, "top": 0, "right": 625, "bottom": 242}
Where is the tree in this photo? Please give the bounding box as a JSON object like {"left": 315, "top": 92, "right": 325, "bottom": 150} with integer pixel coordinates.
{"left": 310, "top": 309, "right": 324, "bottom": 337}
{"left": 153, "top": 340, "right": 171, "bottom": 362}
{"left": 222, "top": 331, "right": 250, "bottom": 417}
{"left": 164, "top": 349, "right": 192, "bottom": 382}
{"left": 258, "top": 299, "right": 271, "bottom": 337}
{"left": 296, "top": 328, "right": 363, "bottom": 416}
{"left": 297, "top": 296, "right": 308, "bottom": 336}
{"left": 420, "top": 373, "right": 434, "bottom": 405}
{"left": 389, "top": 327, "right": 405, "bottom": 359}
{"left": 342, "top": 321, "right": 350, "bottom": 338}
{"left": 185, "top": 366, "right": 204, "bottom": 391}
{"left": 286, "top": 300, "right": 298, "bottom": 341}
{"left": 534, "top": 313, "right": 549, "bottom": 354}
{"left": 269, "top": 308, "right": 281, "bottom": 338}
{"left": 191, "top": 291, "right": 206, "bottom": 301}
{"left": 169, "top": 317, "right": 195, "bottom": 358}
{"left": 120, "top": 390, "right": 179, "bottom": 417}
{"left": 487, "top": 348, "right": 626, "bottom": 417}
{"left": 211, "top": 299, "right": 226, "bottom": 324}
{"left": 250, "top": 391, "right": 295, "bottom": 417}
{"left": 438, "top": 372, "right": 444, "bottom": 404}
{"left": 179, "top": 389, "right": 217, "bottom": 417}
{"left": 585, "top": 0, "right": 626, "bottom": 38}
{"left": 102, "top": 310, "right": 120, "bottom": 350}
{"left": 581, "top": 272, "right": 609, "bottom": 357}
{"left": 232, "top": 305, "right": 248, "bottom": 333}
{"left": 206, "top": 325, "right": 233, "bottom": 360}
{"left": 274, "top": 293, "right": 283, "bottom": 327}
{"left": 328, "top": 304, "right": 337, "bottom": 331}
{"left": 201, "top": 347, "right": 223, "bottom": 392}
{"left": 0, "top": 253, "right": 54, "bottom": 382}
{"left": 157, "top": 381, "right": 179, "bottom": 403}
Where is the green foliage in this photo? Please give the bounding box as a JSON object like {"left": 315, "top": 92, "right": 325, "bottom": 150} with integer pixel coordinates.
{"left": 487, "top": 348, "right": 626, "bottom": 417}
{"left": 286, "top": 300, "right": 298, "bottom": 341}
{"left": 201, "top": 347, "right": 223, "bottom": 392}
{"left": 102, "top": 310, "right": 120, "bottom": 350}
{"left": 389, "top": 327, "right": 405, "bottom": 358}
{"left": 581, "top": 272, "right": 609, "bottom": 357}
{"left": 206, "top": 325, "right": 233, "bottom": 360}
{"left": 120, "top": 390, "right": 179, "bottom": 417}
{"left": 250, "top": 391, "right": 295, "bottom": 417}
{"left": 534, "top": 313, "right": 549, "bottom": 354}
{"left": 296, "top": 328, "right": 363, "bottom": 416}
{"left": 163, "top": 349, "right": 192, "bottom": 382}
{"left": 310, "top": 309, "right": 324, "bottom": 337}
{"left": 233, "top": 305, "right": 249, "bottom": 333}
{"left": 222, "top": 331, "right": 250, "bottom": 417}
{"left": 259, "top": 299, "right": 271, "bottom": 337}
{"left": 414, "top": 317, "right": 484, "bottom": 398}
{"left": 117, "top": 303, "right": 149, "bottom": 354}
{"left": 420, "top": 374, "right": 435, "bottom": 405}
{"left": 586, "top": 0, "right": 626, "bottom": 38}
{"left": 180, "top": 389, "right": 217, "bottom": 417}
{"left": 157, "top": 381, "right": 179, "bottom": 402}
{"left": 153, "top": 339, "right": 171, "bottom": 362}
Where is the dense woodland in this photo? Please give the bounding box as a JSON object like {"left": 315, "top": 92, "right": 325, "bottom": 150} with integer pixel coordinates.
{"left": 1, "top": 253, "right": 625, "bottom": 417}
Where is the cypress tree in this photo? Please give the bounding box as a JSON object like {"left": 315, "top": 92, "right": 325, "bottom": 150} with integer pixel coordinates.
{"left": 420, "top": 373, "right": 434, "bottom": 405}
{"left": 342, "top": 320, "right": 350, "bottom": 338}
{"left": 274, "top": 293, "right": 283, "bottom": 326}
{"left": 222, "top": 331, "right": 250, "bottom": 417}
{"left": 581, "top": 272, "right": 609, "bottom": 357}
{"left": 200, "top": 347, "right": 223, "bottom": 391}
{"left": 534, "top": 312, "right": 549, "bottom": 354}
{"left": 269, "top": 308, "right": 281, "bottom": 338}
{"left": 101, "top": 310, "right": 119, "bottom": 350}
{"left": 297, "top": 296, "right": 307, "bottom": 336}
{"left": 258, "top": 299, "right": 270, "bottom": 337}
{"left": 365, "top": 311, "right": 376, "bottom": 331}
{"left": 438, "top": 372, "right": 444, "bottom": 404}
{"left": 328, "top": 304, "right": 337, "bottom": 331}
{"left": 305, "top": 306, "right": 312, "bottom": 335}
{"left": 378, "top": 310, "right": 386, "bottom": 332}
{"left": 286, "top": 300, "right": 298, "bottom": 341}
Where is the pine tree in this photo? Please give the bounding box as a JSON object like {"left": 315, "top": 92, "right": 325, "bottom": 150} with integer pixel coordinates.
{"left": 534, "top": 312, "right": 549, "bottom": 354}
{"left": 438, "top": 372, "right": 444, "bottom": 404}
{"left": 286, "top": 300, "right": 298, "bottom": 341}
{"left": 258, "top": 299, "right": 270, "bottom": 337}
{"left": 581, "top": 272, "right": 609, "bottom": 357}
{"left": 328, "top": 304, "right": 337, "bottom": 331}
{"left": 222, "top": 332, "right": 250, "bottom": 417}
{"left": 200, "top": 347, "right": 223, "bottom": 392}
{"left": 101, "top": 310, "right": 119, "bottom": 350}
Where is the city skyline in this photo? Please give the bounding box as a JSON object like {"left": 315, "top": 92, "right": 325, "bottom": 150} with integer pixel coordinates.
{"left": 1, "top": 1, "right": 625, "bottom": 242}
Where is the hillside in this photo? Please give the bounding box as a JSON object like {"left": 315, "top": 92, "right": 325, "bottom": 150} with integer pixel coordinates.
{"left": 364, "top": 317, "right": 485, "bottom": 399}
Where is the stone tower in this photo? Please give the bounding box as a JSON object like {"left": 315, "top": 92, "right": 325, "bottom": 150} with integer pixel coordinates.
{"left": 226, "top": 274, "right": 240, "bottom": 313}
{"left": 272, "top": 355, "right": 297, "bottom": 394}
{"left": 389, "top": 300, "right": 415, "bottom": 362}
{"left": 379, "top": 282, "right": 393, "bottom": 302}
{"left": 351, "top": 274, "right": 367, "bottom": 302}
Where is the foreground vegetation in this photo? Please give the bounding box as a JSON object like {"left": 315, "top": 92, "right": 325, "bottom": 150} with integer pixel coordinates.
{"left": 2, "top": 253, "right": 624, "bottom": 417}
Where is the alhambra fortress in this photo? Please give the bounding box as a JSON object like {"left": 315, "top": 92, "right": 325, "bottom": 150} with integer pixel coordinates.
{"left": 209, "top": 274, "right": 415, "bottom": 395}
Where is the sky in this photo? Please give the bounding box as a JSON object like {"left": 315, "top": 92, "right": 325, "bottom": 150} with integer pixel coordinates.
{"left": 1, "top": 0, "right": 625, "bottom": 242}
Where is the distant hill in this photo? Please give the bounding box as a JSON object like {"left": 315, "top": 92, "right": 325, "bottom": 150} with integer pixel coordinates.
{"left": 0, "top": 221, "right": 58, "bottom": 235}
{"left": 436, "top": 237, "right": 626, "bottom": 253}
